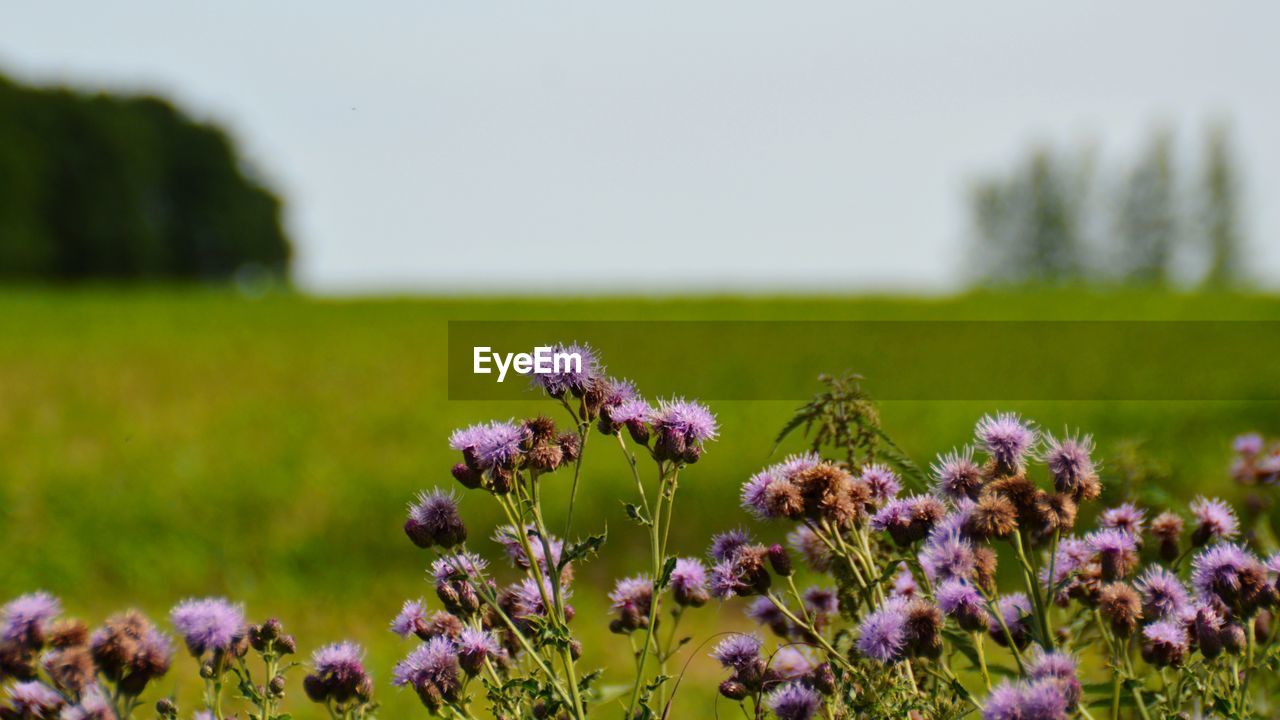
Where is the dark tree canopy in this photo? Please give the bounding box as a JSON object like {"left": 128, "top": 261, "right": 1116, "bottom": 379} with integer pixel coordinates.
{"left": 0, "top": 73, "right": 290, "bottom": 281}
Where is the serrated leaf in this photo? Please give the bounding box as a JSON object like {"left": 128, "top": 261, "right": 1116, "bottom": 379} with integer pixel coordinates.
{"left": 623, "top": 502, "right": 650, "bottom": 526}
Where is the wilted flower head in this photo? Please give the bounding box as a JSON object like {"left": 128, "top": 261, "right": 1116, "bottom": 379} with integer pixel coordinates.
{"left": 766, "top": 681, "right": 822, "bottom": 720}
{"left": 856, "top": 598, "right": 909, "bottom": 664}
{"left": 670, "top": 558, "right": 710, "bottom": 607}
{"left": 449, "top": 420, "right": 525, "bottom": 472}
{"left": 932, "top": 448, "right": 984, "bottom": 500}
{"left": 3, "top": 681, "right": 65, "bottom": 717}
{"left": 1135, "top": 566, "right": 1191, "bottom": 621}
{"left": 742, "top": 454, "right": 821, "bottom": 519}
{"left": 871, "top": 495, "right": 946, "bottom": 546}
{"left": 1, "top": 592, "right": 61, "bottom": 647}
{"left": 975, "top": 413, "right": 1037, "bottom": 471}
{"left": 405, "top": 489, "right": 467, "bottom": 549}
{"left": 169, "top": 598, "right": 245, "bottom": 656}
{"left": 711, "top": 633, "right": 762, "bottom": 670}
{"left": 1189, "top": 496, "right": 1239, "bottom": 546}
{"left": 860, "top": 464, "right": 901, "bottom": 503}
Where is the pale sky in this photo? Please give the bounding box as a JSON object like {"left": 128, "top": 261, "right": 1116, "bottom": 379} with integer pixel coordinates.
{"left": 3, "top": 1, "right": 1277, "bottom": 293}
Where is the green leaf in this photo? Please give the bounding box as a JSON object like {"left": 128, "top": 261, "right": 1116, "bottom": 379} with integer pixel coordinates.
{"left": 622, "top": 502, "right": 651, "bottom": 526}
{"left": 657, "top": 557, "right": 678, "bottom": 589}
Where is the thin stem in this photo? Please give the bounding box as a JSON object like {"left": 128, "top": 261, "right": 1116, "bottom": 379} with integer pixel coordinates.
{"left": 765, "top": 592, "right": 855, "bottom": 672}
{"left": 973, "top": 631, "right": 992, "bottom": 691}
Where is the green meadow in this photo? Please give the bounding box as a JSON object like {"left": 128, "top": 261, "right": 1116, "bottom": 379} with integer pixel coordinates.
{"left": 2, "top": 289, "right": 1278, "bottom": 718}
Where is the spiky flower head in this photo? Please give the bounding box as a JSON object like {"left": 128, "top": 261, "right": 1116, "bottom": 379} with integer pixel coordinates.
{"left": 1141, "top": 619, "right": 1189, "bottom": 667}
{"left": 937, "top": 579, "right": 987, "bottom": 631}
{"left": 607, "top": 576, "right": 653, "bottom": 634}
{"left": 710, "top": 633, "right": 762, "bottom": 670}
{"left": 919, "top": 532, "right": 977, "bottom": 585}
{"left": 1189, "top": 496, "right": 1239, "bottom": 546}
{"left": 981, "top": 678, "right": 1069, "bottom": 720}
{"left": 311, "top": 642, "right": 367, "bottom": 693}
{"left": 1043, "top": 432, "right": 1097, "bottom": 496}
{"left": 405, "top": 489, "right": 467, "bottom": 549}
{"left": 1134, "top": 566, "right": 1191, "bottom": 621}
{"left": 1191, "top": 543, "right": 1269, "bottom": 613}
{"left": 431, "top": 552, "right": 488, "bottom": 584}
{"left": 449, "top": 420, "right": 524, "bottom": 471}
{"left": 856, "top": 598, "right": 909, "bottom": 664}
{"left": 741, "top": 453, "right": 821, "bottom": 519}
{"left": 456, "top": 627, "right": 500, "bottom": 676}
{"left": 988, "top": 594, "right": 1033, "bottom": 649}
{"left": 1234, "top": 433, "right": 1264, "bottom": 457}
{"left": 1098, "top": 502, "right": 1146, "bottom": 538}
{"left": 974, "top": 413, "right": 1037, "bottom": 471}
{"left": 1087, "top": 528, "right": 1139, "bottom": 581}
{"left": 766, "top": 681, "right": 822, "bottom": 720}
{"left": 391, "top": 637, "right": 459, "bottom": 710}
{"left": 670, "top": 558, "right": 710, "bottom": 607}
{"left": 4, "top": 681, "right": 65, "bottom": 717}
{"left": 390, "top": 600, "right": 428, "bottom": 639}
{"left": 892, "top": 562, "right": 920, "bottom": 598}
{"left": 932, "top": 448, "right": 984, "bottom": 500}
{"left": 769, "top": 646, "right": 815, "bottom": 680}
{"left": 1, "top": 592, "right": 61, "bottom": 646}
{"left": 860, "top": 464, "right": 901, "bottom": 503}
{"left": 802, "top": 587, "right": 839, "bottom": 616}
{"left": 169, "top": 598, "right": 245, "bottom": 656}
{"left": 532, "top": 342, "right": 603, "bottom": 398}
{"left": 1027, "top": 648, "right": 1082, "bottom": 708}
{"left": 708, "top": 529, "right": 752, "bottom": 563}
{"left": 651, "top": 398, "right": 718, "bottom": 462}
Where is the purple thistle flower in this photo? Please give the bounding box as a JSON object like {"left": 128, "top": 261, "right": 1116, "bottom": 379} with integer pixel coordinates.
{"left": 456, "top": 627, "right": 501, "bottom": 674}
{"left": 870, "top": 499, "right": 912, "bottom": 533}
{"left": 766, "top": 682, "right": 822, "bottom": 720}
{"left": 1, "top": 591, "right": 61, "bottom": 644}
{"left": 802, "top": 587, "right": 839, "bottom": 616}
{"left": 405, "top": 489, "right": 466, "bottom": 548}
{"left": 982, "top": 679, "right": 1069, "bottom": 720}
{"left": 856, "top": 598, "right": 909, "bottom": 664}
{"left": 1268, "top": 553, "right": 1280, "bottom": 575}
{"left": 974, "top": 413, "right": 1037, "bottom": 470}
{"left": 710, "top": 633, "right": 762, "bottom": 670}
{"left": 4, "top": 681, "right": 64, "bottom": 717}
{"left": 393, "top": 637, "right": 458, "bottom": 688}
{"left": 708, "top": 528, "right": 752, "bottom": 563}
{"left": 709, "top": 559, "right": 743, "bottom": 599}
{"left": 608, "top": 575, "right": 653, "bottom": 626}
{"left": 391, "top": 599, "right": 428, "bottom": 638}
{"left": 1042, "top": 432, "right": 1096, "bottom": 490}
{"left": 651, "top": 398, "right": 719, "bottom": 444}
{"left": 1234, "top": 433, "right": 1264, "bottom": 457}
{"left": 1135, "top": 566, "right": 1192, "bottom": 621}
{"left": 919, "top": 532, "right": 977, "bottom": 584}
{"left": 1191, "top": 543, "right": 1256, "bottom": 604}
{"left": 860, "top": 463, "right": 901, "bottom": 503}
{"left": 513, "top": 578, "right": 570, "bottom": 618}
{"left": 937, "top": 580, "right": 986, "bottom": 624}
{"left": 609, "top": 397, "right": 653, "bottom": 425}
{"left": 600, "top": 376, "right": 637, "bottom": 408}
{"left": 933, "top": 500, "right": 976, "bottom": 541}
{"left": 431, "top": 552, "right": 488, "bottom": 584}
{"left": 449, "top": 420, "right": 524, "bottom": 470}
{"left": 742, "top": 453, "right": 821, "bottom": 519}
{"left": 745, "top": 596, "right": 787, "bottom": 628}
{"left": 1041, "top": 536, "right": 1091, "bottom": 597}
{"left": 532, "top": 342, "right": 603, "bottom": 397}
{"left": 62, "top": 685, "right": 112, "bottom": 720}
{"left": 787, "top": 526, "right": 832, "bottom": 572}
{"left": 312, "top": 641, "right": 366, "bottom": 679}
{"left": 1189, "top": 496, "right": 1239, "bottom": 543}
{"left": 769, "top": 646, "right": 815, "bottom": 680}
{"left": 892, "top": 562, "right": 920, "bottom": 598}
{"left": 1087, "top": 528, "right": 1139, "bottom": 578}
{"left": 493, "top": 525, "right": 564, "bottom": 575}
{"left": 988, "top": 594, "right": 1033, "bottom": 647}
{"left": 1027, "top": 649, "right": 1082, "bottom": 707}
{"left": 1143, "top": 619, "right": 1189, "bottom": 651}
{"left": 669, "top": 558, "right": 710, "bottom": 606}
{"left": 169, "top": 598, "right": 245, "bottom": 656}
{"left": 1099, "top": 502, "right": 1146, "bottom": 538}
{"left": 932, "top": 448, "right": 984, "bottom": 500}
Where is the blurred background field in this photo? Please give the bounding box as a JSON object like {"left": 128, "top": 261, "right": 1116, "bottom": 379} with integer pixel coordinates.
{"left": 3, "top": 288, "right": 1279, "bottom": 717}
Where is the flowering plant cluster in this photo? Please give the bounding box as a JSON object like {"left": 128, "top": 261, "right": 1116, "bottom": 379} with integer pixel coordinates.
{"left": 1, "top": 592, "right": 373, "bottom": 720}
{"left": 709, "top": 402, "right": 1280, "bottom": 720}
{"left": 391, "top": 343, "right": 719, "bottom": 720}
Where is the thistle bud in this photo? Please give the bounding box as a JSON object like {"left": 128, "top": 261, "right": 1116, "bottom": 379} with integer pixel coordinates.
{"left": 808, "top": 663, "right": 836, "bottom": 696}
{"left": 155, "top": 698, "right": 178, "bottom": 719}
{"left": 269, "top": 675, "right": 287, "bottom": 696}
{"left": 451, "top": 463, "right": 483, "bottom": 489}
{"left": 718, "top": 678, "right": 749, "bottom": 701}
{"left": 767, "top": 545, "right": 793, "bottom": 577}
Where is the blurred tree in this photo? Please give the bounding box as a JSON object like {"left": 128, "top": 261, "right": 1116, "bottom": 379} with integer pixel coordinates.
{"left": 969, "top": 148, "right": 1088, "bottom": 285}
{"left": 1115, "top": 129, "right": 1177, "bottom": 285}
{"left": 969, "top": 124, "right": 1247, "bottom": 289}
{"left": 0, "top": 73, "right": 290, "bottom": 281}
{"left": 1201, "top": 123, "right": 1243, "bottom": 289}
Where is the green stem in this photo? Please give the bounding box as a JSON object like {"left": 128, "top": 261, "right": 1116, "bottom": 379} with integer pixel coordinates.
{"left": 973, "top": 631, "right": 992, "bottom": 691}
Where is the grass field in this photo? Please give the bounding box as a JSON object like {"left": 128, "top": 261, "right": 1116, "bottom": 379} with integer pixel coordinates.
{"left": 2, "top": 288, "right": 1279, "bottom": 718}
